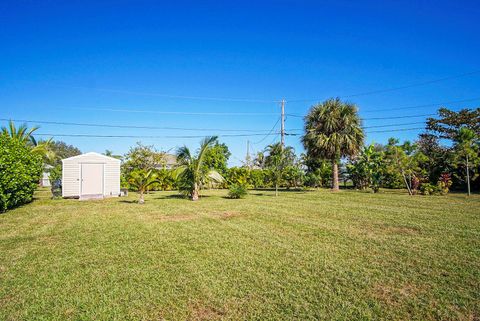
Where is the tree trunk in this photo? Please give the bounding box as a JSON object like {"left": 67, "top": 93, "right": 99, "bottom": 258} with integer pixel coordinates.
{"left": 332, "top": 160, "right": 340, "bottom": 192}
{"left": 139, "top": 191, "right": 145, "bottom": 204}
{"left": 401, "top": 170, "right": 413, "bottom": 196}
{"left": 466, "top": 154, "right": 471, "bottom": 196}
{"left": 275, "top": 183, "right": 278, "bottom": 197}
{"left": 191, "top": 183, "right": 199, "bottom": 201}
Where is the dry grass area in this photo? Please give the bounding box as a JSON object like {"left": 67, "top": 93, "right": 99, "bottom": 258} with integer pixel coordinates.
{"left": 0, "top": 188, "right": 479, "bottom": 320}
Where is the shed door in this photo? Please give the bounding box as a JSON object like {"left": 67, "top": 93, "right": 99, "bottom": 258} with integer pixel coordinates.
{"left": 81, "top": 163, "right": 104, "bottom": 196}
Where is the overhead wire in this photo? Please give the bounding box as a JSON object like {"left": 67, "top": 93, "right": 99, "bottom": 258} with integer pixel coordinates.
{"left": 0, "top": 118, "right": 280, "bottom": 133}
{"left": 286, "top": 70, "right": 480, "bottom": 103}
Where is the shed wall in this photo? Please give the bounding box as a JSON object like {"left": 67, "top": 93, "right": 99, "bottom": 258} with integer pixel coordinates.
{"left": 62, "top": 153, "right": 120, "bottom": 198}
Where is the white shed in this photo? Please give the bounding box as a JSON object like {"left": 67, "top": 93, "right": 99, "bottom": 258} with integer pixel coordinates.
{"left": 62, "top": 152, "right": 121, "bottom": 199}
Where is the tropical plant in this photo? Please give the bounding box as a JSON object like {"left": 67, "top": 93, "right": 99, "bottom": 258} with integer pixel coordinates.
{"left": 127, "top": 169, "right": 158, "bottom": 204}
{"left": 419, "top": 183, "right": 442, "bottom": 196}
{"left": 227, "top": 184, "right": 248, "bottom": 199}
{"left": 302, "top": 98, "right": 364, "bottom": 191}
{"left": 104, "top": 149, "right": 123, "bottom": 160}
{"left": 347, "top": 144, "right": 384, "bottom": 192}
{"left": 437, "top": 173, "right": 452, "bottom": 194}
{"left": 1, "top": 121, "right": 55, "bottom": 161}
{"left": 175, "top": 136, "right": 224, "bottom": 201}
{"left": 452, "top": 127, "right": 479, "bottom": 196}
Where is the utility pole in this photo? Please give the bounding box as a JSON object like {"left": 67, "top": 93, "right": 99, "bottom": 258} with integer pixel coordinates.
{"left": 281, "top": 98, "right": 285, "bottom": 148}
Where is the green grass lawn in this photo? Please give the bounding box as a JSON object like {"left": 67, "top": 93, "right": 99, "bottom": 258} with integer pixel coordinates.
{"left": 1, "top": 188, "right": 479, "bottom": 320}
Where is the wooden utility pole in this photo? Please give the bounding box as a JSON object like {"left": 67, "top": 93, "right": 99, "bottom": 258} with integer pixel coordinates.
{"left": 281, "top": 98, "right": 285, "bottom": 148}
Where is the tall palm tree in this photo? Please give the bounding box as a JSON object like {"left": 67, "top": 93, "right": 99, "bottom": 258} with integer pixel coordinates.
{"left": 128, "top": 169, "right": 158, "bottom": 204}
{"left": 175, "top": 136, "right": 224, "bottom": 201}
{"left": 302, "top": 98, "right": 364, "bottom": 191}
{"left": 454, "top": 127, "right": 478, "bottom": 196}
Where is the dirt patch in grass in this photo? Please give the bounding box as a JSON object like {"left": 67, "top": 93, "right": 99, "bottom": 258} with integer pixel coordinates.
{"left": 157, "top": 214, "right": 198, "bottom": 222}
{"left": 373, "top": 282, "right": 427, "bottom": 307}
{"left": 217, "top": 211, "right": 242, "bottom": 220}
{"left": 187, "top": 301, "right": 226, "bottom": 321}
{"left": 380, "top": 224, "right": 422, "bottom": 235}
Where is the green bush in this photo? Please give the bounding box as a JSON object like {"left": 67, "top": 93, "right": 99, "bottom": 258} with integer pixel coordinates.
{"left": 0, "top": 135, "right": 42, "bottom": 212}
{"left": 419, "top": 183, "right": 442, "bottom": 196}
{"left": 49, "top": 165, "right": 62, "bottom": 198}
{"left": 227, "top": 184, "right": 248, "bottom": 199}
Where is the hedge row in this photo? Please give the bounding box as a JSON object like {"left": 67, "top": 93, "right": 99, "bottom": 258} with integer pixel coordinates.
{"left": 0, "top": 135, "right": 42, "bottom": 212}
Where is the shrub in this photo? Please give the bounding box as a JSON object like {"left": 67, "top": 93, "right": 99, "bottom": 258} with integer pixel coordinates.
{"left": 49, "top": 165, "right": 62, "bottom": 198}
{"left": 419, "top": 183, "right": 442, "bottom": 196}
{"left": 227, "top": 184, "right": 248, "bottom": 199}
{"left": 0, "top": 135, "right": 42, "bottom": 212}
{"left": 437, "top": 173, "right": 452, "bottom": 194}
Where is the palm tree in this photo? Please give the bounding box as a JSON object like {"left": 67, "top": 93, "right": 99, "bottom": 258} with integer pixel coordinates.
{"left": 1, "top": 120, "right": 39, "bottom": 143}
{"left": 175, "top": 136, "right": 224, "bottom": 201}
{"left": 128, "top": 169, "right": 158, "bottom": 204}
{"left": 302, "top": 98, "right": 364, "bottom": 191}
{"left": 2, "top": 120, "right": 55, "bottom": 161}
{"left": 454, "top": 127, "right": 478, "bottom": 196}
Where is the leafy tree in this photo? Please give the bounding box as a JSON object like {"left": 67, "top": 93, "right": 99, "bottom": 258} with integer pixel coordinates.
{"left": 302, "top": 98, "right": 364, "bottom": 191}
{"left": 122, "top": 142, "right": 166, "bottom": 177}
{"left": 264, "top": 143, "right": 295, "bottom": 196}
{"left": 46, "top": 141, "right": 81, "bottom": 166}
{"left": 452, "top": 127, "right": 479, "bottom": 196}
{"left": 383, "top": 139, "right": 428, "bottom": 195}
{"left": 249, "top": 169, "right": 267, "bottom": 188}
{"left": 427, "top": 107, "right": 480, "bottom": 139}
{"left": 202, "top": 139, "right": 231, "bottom": 175}
{"left": 416, "top": 133, "right": 450, "bottom": 184}
{"left": 128, "top": 169, "right": 158, "bottom": 204}
{"left": 175, "top": 136, "right": 224, "bottom": 201}
{"left": 347, "top": 144, "right": 384, "bottom": 192}
{"left": 0, "top": 134, "right": 42, "bottom": 212}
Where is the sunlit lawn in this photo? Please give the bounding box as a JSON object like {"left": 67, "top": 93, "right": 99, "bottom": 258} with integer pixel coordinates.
{"left": 1, "top": 188, "right": 479, "bottom": 320}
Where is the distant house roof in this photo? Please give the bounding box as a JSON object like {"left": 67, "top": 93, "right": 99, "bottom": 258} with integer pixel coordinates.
{"left": 164, "top": 154, "right": 177, "bottom": 166}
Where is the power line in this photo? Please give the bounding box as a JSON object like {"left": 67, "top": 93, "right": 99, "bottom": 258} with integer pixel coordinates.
{"left": 285, "top": 127, "right": 426, "bottom": 136}
{"left": 252, "top": 117, "right": 281, "bottom": 144}
{"left": 359, "top": 97, "right": 480, "bottom": 113}
{"left": 53, "top": 107, "right": 278, "bottom": 116}
{"left": 286, "top": 121, "right": 427, "bottom": 132}
{"left": 287, "top": 70, "right": 480, "bottom": 102}
{"left": 35, "top": 132, "right": 281, "bottom": 139}
{"left": 366, "top": 127, "right": 425, "bottom": 133}
{"left": 286, "top": 112, "right": 436, "bottom": 120}
{"left": 42, "top": 83, "right": 280, "bottom": 103}
{"left": 0, "top": 118, "right": 279, "bottom": 133}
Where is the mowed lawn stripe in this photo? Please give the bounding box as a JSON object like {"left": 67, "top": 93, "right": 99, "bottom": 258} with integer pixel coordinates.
{"left": 0, "top": 189, "right": 479, "bottom": 320}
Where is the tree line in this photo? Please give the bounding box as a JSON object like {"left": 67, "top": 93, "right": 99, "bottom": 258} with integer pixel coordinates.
{"left": 1, "top": 98, "right": 478, "bottom": 208}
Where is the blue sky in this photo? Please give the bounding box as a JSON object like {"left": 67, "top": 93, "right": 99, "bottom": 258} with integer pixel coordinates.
{"left": 1, "top": 0, "right": 479, "bottom": 165}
